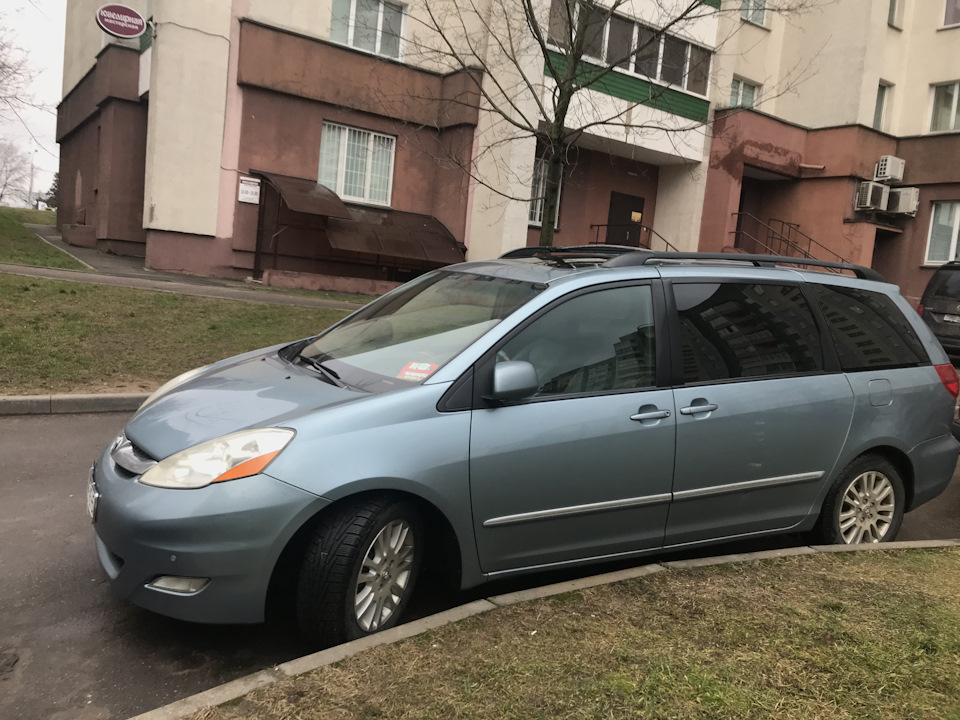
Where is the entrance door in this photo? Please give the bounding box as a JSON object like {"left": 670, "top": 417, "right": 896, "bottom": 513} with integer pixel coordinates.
{"left": 605, "top": 192, "right": 645, "bottom": 247}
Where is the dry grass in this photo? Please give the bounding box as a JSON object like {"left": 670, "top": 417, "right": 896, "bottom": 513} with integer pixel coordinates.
{"left": 0, "top": 275, "right": 348, "bottom": 394}
{"left": 191, "top": 549, "right": 960, "bottom": 720}
{"left": 0, "top": 207, "right": 86, "bottom": 270}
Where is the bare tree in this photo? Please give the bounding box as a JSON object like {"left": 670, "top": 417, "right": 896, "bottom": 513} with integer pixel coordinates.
{"left": 0, "top": 16, "right": 36, "bottom": 127}
{"left": 0, "top": 140, "right": 30, "bottom": 205}
{"left": 398, "top": 0, "right": 816, "bottom": 246}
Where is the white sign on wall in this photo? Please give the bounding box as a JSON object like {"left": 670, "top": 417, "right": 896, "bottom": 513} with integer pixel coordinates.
{"left": 238, "top": 176, "right": 261, "bottom": 204}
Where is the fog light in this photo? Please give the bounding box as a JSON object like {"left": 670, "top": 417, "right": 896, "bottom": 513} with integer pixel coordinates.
{"left": 147, "top": 576, "right": 209, "bottom": 594}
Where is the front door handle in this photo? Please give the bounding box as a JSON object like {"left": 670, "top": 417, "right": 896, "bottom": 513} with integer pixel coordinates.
{"left": 679, "top": 402, "right": 718, "bottom": 416}
{"left": 630, "top": 409, "right": 671, "bottom": 421}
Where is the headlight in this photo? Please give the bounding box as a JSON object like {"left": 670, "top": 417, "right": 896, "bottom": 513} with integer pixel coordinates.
{"left": 140, "top": 429, "right": 295, "bottom": 489}
{"left": 138, "top": 365, "right": 212, "bottom": 413}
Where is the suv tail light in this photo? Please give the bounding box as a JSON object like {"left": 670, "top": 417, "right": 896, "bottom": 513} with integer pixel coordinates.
{"left": 935, "top": 364, "right": 959, "bottom": 398}
{"left": 917, "top": 303, "right": 924, "bottom": 316}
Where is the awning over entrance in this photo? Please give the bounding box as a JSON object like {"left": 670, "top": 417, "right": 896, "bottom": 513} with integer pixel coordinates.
{"left": 327, "top": 207, "right": 465, "bottom": 265}
{"left": 254, "top": 171, "right": 465, "bottom": 266}
{"left": 257, "top": 171, "right": 351, "bottom": 218}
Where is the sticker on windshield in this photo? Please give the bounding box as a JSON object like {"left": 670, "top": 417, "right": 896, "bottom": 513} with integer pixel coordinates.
{"left": 398, "top": 362, "right": 439, "bottom": 381}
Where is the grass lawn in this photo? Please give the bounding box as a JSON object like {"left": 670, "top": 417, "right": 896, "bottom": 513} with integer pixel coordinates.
{"left": 192, "top": 549, "right": 960, "bottom": 720}
{"left": 0, "top": 275, "right": 349, "bottom": 395}
{"left": 0, "top": 207, "right": 88, "bottom": 271}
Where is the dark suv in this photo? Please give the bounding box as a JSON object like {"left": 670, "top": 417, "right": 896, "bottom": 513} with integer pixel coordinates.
{"left": 920, "top": 262, "right": 960, "bottom": 359}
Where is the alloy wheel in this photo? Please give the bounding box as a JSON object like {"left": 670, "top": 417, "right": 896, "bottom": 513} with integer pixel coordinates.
{"left": 354, "top": 519, "right": 416, "bottom": 631}
{"left": 838, "top": 470, "right": 896, "bottom": 543}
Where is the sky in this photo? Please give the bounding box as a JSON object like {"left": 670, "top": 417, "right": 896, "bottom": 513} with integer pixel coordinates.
{"left": 2, "top": 0, "right": 66, "bottom": 198}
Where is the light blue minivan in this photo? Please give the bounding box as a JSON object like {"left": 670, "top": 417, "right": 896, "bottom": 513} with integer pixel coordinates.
{"left": 89, "top": 249, "right": 960, "bottom": 645}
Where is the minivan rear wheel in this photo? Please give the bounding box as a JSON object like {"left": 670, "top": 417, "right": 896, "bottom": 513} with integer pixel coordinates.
{"left": 814, "top": 454, "right": 904, "bottom": 545}
{"left": 296, "top": 496, "right": 423, "bottom": 646}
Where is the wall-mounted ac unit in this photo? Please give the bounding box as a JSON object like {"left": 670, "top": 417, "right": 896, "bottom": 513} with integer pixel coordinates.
{"left": 857, "top": 181, "right": 890, "bottom": 211}
{"left": 887, "top": 187, "right": 920, "bottom": 216}
{"left": 874, "top": 155, "right": 905, "bottom": 183}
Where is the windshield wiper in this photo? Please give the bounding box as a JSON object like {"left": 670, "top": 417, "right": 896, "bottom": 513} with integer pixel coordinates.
{"left": 297, "top": 354, "right": 343, "bottom": 387}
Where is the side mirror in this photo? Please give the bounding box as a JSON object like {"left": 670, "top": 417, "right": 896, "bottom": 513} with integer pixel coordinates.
{"left": 491, "top": 361, "right": 539, "bottom": 401}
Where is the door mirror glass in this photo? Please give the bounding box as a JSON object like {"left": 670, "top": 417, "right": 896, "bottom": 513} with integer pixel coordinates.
{"left": 491, "top": 361, "right": 540, "bottom": 401}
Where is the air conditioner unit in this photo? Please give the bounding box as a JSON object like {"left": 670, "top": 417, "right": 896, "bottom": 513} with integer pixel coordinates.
{"left": 857, "top": 181, "right": 890, "bottom": 211}
{"left": 887, "top": 187, "right": 920, "bottom": 216}
{"left": 874, "top": 155, "right": 905, "bottom": 183}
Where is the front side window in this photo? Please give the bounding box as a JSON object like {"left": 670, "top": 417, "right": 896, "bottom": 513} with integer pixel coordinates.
{"left": 300, "top": 271, "right": 545, "bottom": 392}
{"left": 528, "top": 156, "right": 562, "bottom": 226}
{"left": 811, "top": 285, "right": 927, "bottom": 371}
{"left": 730, "top": 77, "right": 759, "bottom": 108}
{"left": 946, "top": 0, "right": 960, "bottom": 26}
{"left": 331, "top": 0, "right": 403, "bottom": 58}
{"left": 673, "top": 283, "right": 823, "bottom": 383}
{"left": 925, "top": 201, "right": 960, "bottom": 263}
{"left": 741, "top": 0, "right": 765, "bottom": 25}
{"left": 498, "top": 285, "right": 656, "bottom": 396}
{"left": 318, "top": 122, "right": 396, "bottom": 205}
{"left": 931, "top": 83, "right": 960, "bottom": 132}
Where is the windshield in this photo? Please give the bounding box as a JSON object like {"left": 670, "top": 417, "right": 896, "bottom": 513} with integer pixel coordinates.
{"left": 298, "top": 270, "right": 545, "bottom": 392}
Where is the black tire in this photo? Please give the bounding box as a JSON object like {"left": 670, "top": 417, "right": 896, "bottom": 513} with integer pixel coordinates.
{"left": 296, "top": 496, "right": 423, "bottom": 646}
{"left": 813, "top": 454, "right": 905, "bottom": 545}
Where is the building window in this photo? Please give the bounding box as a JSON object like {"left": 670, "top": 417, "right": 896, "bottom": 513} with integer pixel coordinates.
{"left": 873, "top": 83, "right": 890, "bottom": 130}
{"left": 529, "top": 156, "right": 562, "bottom": 226}
{"left": 925, "top": 201, "right": 960, "bottom": 264}
{"left": 730, "top": 77, "right": 759, "bottom": 108}
{"left": 946, "top": 0, "right": 960, "bottom": 26}
{"left": 741, "top": 0, "right": 765, "bottom": 26}
{"left": 931, "top": 82, "right": 960, "bottom": 132}
{"left": 330, "top": 0, "right": 403, "bottom": 59}
{"left": 318, "top": 122, "right": 396, "bottom": 205}
{"left": 887, "top": 0, "right": 902, "bottom": 28}
{"left": 545, "top": 0, "right": 712, "bottom": 96}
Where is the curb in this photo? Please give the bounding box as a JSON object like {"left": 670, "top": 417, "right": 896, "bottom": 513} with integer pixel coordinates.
{"left": 0, "top": 393, "right": 149, "bottom": 416}
{"left": 127, "top": 539, "right": 960, "bottom": 720}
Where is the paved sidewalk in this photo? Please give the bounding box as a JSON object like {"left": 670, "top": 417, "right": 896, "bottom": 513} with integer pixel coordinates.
{"left": 14, "top": 224, "right": 366, "bottom": 311}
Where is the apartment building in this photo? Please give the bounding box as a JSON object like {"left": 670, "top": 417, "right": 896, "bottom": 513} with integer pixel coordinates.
{"left": 56, "top": 0, "right": 720, "bottom": 292}
{"left": 699, "top": 0, "right": 960, "bottom": 303}
{"left": 56, "top": 0, "right": 959, "bottom": 301}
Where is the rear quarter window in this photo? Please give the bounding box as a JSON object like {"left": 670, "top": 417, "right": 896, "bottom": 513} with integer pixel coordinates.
{"left": 811, "top": 284, "right": 927, "bottom": 371}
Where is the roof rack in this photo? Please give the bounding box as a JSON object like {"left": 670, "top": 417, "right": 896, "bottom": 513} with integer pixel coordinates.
{"left": 602, "top": 251, "right": 885, "bottom": 282}
{"left": 500, "top": 245, "right": 638, "bottom": 259}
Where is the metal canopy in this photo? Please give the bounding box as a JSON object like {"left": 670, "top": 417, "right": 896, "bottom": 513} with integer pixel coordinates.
{"left": 327, "top": 206, "right": 465, "bottom": 265}
{"left": 255, "top": 171, "right": 351, "bottom": 218}
{"left": 254, "top": 171, "right": 464, "bottom": 266}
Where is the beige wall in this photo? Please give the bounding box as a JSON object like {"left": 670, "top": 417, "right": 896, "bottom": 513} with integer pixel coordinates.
{"left": 63, "top": 0, "right": 149, "bottom": 95}
{"left": 142, "top": 1, "right": 232, "bottom": 237}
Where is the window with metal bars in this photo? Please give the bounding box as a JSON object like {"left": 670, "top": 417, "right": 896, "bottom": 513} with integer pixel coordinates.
{"left": 318, "top": 122, "right": 396, "bottom": 205}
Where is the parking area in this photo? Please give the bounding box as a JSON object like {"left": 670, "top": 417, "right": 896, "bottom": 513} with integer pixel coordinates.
{"left": 1, "top": 411, "right": 958, "bottom": 720}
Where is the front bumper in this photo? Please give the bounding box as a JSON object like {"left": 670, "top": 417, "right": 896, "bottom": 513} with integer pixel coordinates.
{"left": 91, "top": 445, "right": 328, "bottom": 624}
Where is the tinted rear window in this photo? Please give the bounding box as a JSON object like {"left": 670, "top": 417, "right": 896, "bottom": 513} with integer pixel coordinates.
{"left": 811, "top": 285, "right": 927, "bottom": 371}
{"left": 673, "top": 282, "right": 823, "bottom": 383}
{"left": 925, "top": 267, "right": 960, "bottom": 299}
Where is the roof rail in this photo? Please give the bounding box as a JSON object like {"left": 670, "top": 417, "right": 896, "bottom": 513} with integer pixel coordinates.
{"left": 500, "top": 245, "right": 639, "bottom": 259}
{"left": 602, "top": 251, "right": 885, "bottom": 282}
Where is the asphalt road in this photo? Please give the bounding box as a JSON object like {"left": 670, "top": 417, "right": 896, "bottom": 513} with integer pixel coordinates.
{"left": 2, "top": 412, "right": 958, "bottom": 720}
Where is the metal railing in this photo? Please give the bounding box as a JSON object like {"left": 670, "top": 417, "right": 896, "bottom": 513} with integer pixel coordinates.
{"left": 731, "top": 213, "right": 850, "bottom": 265}
{"left": 588, "top": 223, "right": 680, "bottom": 253}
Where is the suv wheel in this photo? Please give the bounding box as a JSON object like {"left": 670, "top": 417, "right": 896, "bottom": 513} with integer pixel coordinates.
{"left": 296, "top": 497, "right": 423, "bottom": 645}
{"left": 814, "top": 454, "right": 904, "bottom": 545}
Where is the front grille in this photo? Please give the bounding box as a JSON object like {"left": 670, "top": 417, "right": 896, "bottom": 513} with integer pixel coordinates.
{"left": 110, "top": 433, "right": 157, "bottom": 476}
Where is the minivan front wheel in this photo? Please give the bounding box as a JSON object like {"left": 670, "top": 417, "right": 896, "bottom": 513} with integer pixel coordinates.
{"left": 296, "top": 497, "right": 423, "bottom": 646}
{"left": 815, "top": 455, "right": 905, "bottom": 545}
